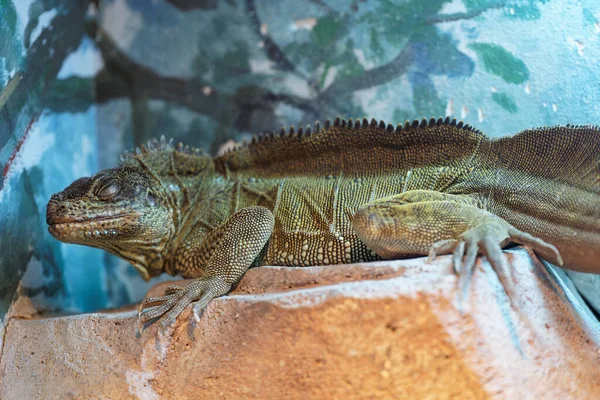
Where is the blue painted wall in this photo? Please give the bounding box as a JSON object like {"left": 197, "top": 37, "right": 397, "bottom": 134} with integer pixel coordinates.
{"left": 1, "top": 0, "right": 599, "bottom": 320}
{"left": 1, "top": 1, "right": 92, "bottom": 319}
{"left": 0, "top": 1, "right": 164, "bottom": 322}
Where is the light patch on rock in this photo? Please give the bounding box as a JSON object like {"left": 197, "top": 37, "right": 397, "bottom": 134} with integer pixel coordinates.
{"left": 232, "top": 272, "right": 450, "bottom": 309}
{"left": 126, "top": 326, "right": 172, "bottom": 400}
{"left": 125, "top": 369, "right": 160, "bottom": 400}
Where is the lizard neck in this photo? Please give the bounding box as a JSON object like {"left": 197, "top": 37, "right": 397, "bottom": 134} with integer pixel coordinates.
{"left": 168, "top": 175, "right": 235, "bottom": 272}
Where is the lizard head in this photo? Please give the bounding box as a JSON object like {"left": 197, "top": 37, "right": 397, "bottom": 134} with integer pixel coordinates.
{"left": 46, "top": 165, "right": 175, "bottom": 280}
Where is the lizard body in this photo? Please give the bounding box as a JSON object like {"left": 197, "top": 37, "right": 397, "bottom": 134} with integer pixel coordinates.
{"left": 46, "top": 117, "right": 600, "bottom": 326}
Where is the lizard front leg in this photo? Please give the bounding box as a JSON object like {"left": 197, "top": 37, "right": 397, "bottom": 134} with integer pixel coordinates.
{"left": 138, "top": 206, "right": 274, "bottom": 328}
{"left": 352, "top": 190, "right": 562, "bottom": 297}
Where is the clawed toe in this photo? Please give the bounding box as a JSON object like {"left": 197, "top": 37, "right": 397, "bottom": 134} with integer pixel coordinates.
{"left": 448, "top": 223, "right": 563, "bottom": 306}
{"left": 138, "top": 295, "right": 172, "bottom": 317}
{"left": 451, "top": 241, "right": 465, "bottom": 274}
{"left": 427, "top": 239, "right": 457, "bottom": 263}
{"left": 456, "top": 239, "right": 479, "bottom": 298}
{"left": 135, "top": 277, "right": 232, "bottom": 334}
{"left": 164, "top": 284, "right": 185, "bottom": 295}
{"left": 138, "top": 292, "right": 183, "bottom": 323}
{"left": 508, "top": 228, "right": 563, "bottom": 266}
{"left": 137, "top": 284, "right": 190, "bottom": 325}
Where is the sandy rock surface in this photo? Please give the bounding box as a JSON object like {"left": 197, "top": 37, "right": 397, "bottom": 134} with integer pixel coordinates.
{"left": 1, "top": 248, "right": 599, "bottom": 399}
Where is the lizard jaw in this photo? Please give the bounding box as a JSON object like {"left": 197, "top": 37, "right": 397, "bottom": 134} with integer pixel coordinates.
{"left": 47, "top": 214, "right": 137, "bottom": 244}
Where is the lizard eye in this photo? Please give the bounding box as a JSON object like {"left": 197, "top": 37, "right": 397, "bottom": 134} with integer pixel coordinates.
{"left": 97, "top": 181, "right": 120, "bottom": 198}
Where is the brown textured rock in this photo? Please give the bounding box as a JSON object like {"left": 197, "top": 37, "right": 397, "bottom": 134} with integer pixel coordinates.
{"left": 1, "top": 248, "right": 600, "bottom": 399}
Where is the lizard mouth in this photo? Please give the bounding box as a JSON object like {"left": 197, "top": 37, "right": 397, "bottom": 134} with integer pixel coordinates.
{"left": 48, "top": 214, "right": 135, "bottom": 242}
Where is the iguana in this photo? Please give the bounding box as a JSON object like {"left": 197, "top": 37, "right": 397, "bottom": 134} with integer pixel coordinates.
{"left": 46, "top": 117, "right": 600, "bottom": 328}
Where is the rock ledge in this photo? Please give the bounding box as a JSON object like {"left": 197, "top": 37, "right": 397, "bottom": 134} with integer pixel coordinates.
{"left": 1, "top": 249, "right": 599, "bottom": 399}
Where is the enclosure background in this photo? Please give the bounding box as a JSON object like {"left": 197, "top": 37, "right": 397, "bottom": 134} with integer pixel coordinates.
{"left": 1, "top": 0, "right": 599, "bottom": 320}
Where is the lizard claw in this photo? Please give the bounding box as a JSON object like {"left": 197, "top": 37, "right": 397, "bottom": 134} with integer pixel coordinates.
{"left": 507, "top": 228, "right": 563, "bottom": 266}
{"left": 428, "top": 222, "right": 563, "bottom": 305}
{"left": 164, "top": 284, "right": 185, "bottom": 295}
{"left": 136, "top": 277, "right": 231, "bottom": 330}
{"left": 427, "top": 239, "right": 457, "bottom": 264}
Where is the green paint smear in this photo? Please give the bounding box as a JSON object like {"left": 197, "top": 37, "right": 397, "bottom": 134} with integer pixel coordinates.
{"left": 312, "top": 16, "right": 342, "bottom": 48}
{"left": 318, "top": 62, "right": 331, "bottom": 89}
{"left": 369, "top": 27, "right": 384, "bottom": 61}
{"left": 318, "top": 39, "right": 364, "bottom": 88}
{"left": 492, "top": 92, "right": 518, "bottom": 113}
{"left": 412, "top": 79, "right": 445, "bottom": 117}
{"left": 0, "top": 0, "right": 17, "bottom": 34}
{"left": 583, "top": 9, "right": 598, "bottom": 25}
{"left": 46, "top": 77, "right": 95, "bottom": 113}
{"left": 469, "top": 43, "right": 529, "bottom": 84}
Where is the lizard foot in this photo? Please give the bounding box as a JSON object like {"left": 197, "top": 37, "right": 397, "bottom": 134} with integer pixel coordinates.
{"left": 137, "top": 276, "right": 231, "bottom": 332}
{"left": 428, "top": 222, "right": 563, "bottom": 302}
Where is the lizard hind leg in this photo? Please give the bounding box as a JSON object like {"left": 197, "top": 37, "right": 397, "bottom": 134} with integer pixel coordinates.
{"left": 352, "top": 190, "right": 483, "bottom": 259}
{"left": 352, "top": 190, "right": 562, "bottom": 302}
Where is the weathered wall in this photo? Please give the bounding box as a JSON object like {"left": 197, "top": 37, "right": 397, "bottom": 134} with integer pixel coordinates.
{"left": 1, "top": 0, "right": 600, "bottom": 320}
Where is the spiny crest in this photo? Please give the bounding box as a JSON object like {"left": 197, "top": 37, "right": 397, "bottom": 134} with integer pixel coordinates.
{"left": 492, "top": 123, "right": 600, "bottom": 194}
{"left": 120, "top": 135, "right": 207, "bottom": 164}
{"left": 219, "top": 116, "right": 479, "bottom": 155}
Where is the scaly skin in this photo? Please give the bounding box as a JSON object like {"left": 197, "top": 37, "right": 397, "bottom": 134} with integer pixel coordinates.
{"left": 46, "top": 117, "right": 600, "bottom": 328}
